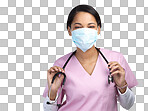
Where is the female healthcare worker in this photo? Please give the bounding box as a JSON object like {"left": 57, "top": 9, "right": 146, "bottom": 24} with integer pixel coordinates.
{"left": 43, "top": 4, "right": 138, "bottom": 111}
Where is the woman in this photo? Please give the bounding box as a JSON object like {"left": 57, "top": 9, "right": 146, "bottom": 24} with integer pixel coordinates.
{"left": 43, "top": 4, "right": 138, "bottom": 111}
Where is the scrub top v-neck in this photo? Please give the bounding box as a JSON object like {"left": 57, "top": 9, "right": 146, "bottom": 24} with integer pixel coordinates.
{"left": 73, "top": 51, "right": 99, "bottom": 77}
{"left": 43, "top": 47, "right": 138, "bottom": 111}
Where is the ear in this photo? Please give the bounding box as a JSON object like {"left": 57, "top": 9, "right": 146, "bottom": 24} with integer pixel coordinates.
{"left": 97, "top": 26, "right": 101, "bottom": 35}
{"left": 68, "top": 26, "right": 72, "bottom": 36}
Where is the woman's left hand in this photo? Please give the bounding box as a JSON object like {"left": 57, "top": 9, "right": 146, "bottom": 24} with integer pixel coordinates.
{"left": 108, "top": 61, "right": 127, "bottom": 87}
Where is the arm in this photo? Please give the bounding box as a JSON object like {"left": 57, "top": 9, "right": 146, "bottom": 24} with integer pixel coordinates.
{"left": 117, "top": 86, "right": 135, "bottom": 110}
{"left": 43, "top": 92, "right": 59, "bottom": 111}
{"left": 43, "top": 85, "right": 65, "bottom": 111}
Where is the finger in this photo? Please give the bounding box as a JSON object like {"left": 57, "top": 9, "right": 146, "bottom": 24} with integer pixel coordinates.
{"left": 108, "top": 61, "right": 117, "bottom": 65}
{"left": 56, "top": 67, "right": 65, "bottom": 73}
{"left": 61, "top": 69, "right": 65, "bottom": 73}
{"left": 57, "top": 67, "right": 62, "bottom": 72}
{"left": 56, "top": 66, "right": 64, "bottom": 72}
{"left": 109, "top": 62, "right": 123, "bottom": 72}
{"left": 47, "top": 68, "right": 56, "bottom": 79}
{"left": 50, "top": 68, "right": 55, "bottom": 73}
{"left": 59, "top": 74, "right": 64, "bottom": 81}
{"left": 47, "top": 69, "right": 52, "bottom": 75}
{"left": 108, "top": 62, "right": 114, "bottom": 68}
{"left": 108, "top": 61, "right": 118, "bottom": 68}
{"left": 52, "top": 66, "right": 59, "bottom": 72}
{"left": 111, "top": 70, "right": 121, "bottom": 76}
{"left": 47, "top": 69, "right": 50, "bottom": 74}
{"left": 47, "top": 70, "right": 54, "bottom": 79}
{"left": 110, "top": 65, "right": 120, "bottom": 73}
{"left": 49, "top": 67, "right": 56, "bottom": 73}
{"left": 60, "top": 68, "right": 65, "bottom": 73}
{"left": 108, "top": 62, "right": 118, "bottom": 69}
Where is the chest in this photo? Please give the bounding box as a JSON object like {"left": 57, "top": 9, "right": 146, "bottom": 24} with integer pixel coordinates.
{"left": 63, "top": 62, "right": 117, "bottom": 102}
{"left": 80, "top": 60, "right": 96, "bottom": 76}
{"left": 62, "top": 54, "right": 117, "bottom": 104}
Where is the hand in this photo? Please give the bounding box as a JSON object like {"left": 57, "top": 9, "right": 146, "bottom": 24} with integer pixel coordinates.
{"left": 108, "top": 61, "right": 127, "bottom": 87}
{"left": 47, "top": 66, "right": 65, "bottom": 99}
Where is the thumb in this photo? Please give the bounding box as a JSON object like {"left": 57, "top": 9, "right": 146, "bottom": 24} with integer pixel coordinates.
{"left": 59, "top": 74, "right": 64, "bottom": 81}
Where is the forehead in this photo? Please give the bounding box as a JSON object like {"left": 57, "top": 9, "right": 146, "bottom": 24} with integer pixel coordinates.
{"left": 72, "top": 12, "right": 96, "bottom": 24}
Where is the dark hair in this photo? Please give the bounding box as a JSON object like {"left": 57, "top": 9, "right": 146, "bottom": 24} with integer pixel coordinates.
{"left": 66, "top": 4, "right": 102, "bottom": 30}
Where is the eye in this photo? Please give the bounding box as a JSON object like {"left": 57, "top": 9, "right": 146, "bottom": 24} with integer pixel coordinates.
{"left": 75, "top": 26, "right": 81, "bottom": 29}
{"left": 89, "top": 26, "right": 95, "bottom": 28}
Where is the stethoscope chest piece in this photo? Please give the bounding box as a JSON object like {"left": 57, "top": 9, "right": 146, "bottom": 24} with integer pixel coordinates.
{"left": 95, "top": 47, "right": 114, "bottom": 84}
{"left": 108, "top": 75, "right": 114, "bottom": 84}
{"left": 47, "top": 47, "right": 114, "bottom": 107}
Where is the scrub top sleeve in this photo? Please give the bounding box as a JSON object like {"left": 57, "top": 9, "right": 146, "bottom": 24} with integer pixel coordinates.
{"left": 119, "top": 53, "right": 138, "bottom": 89}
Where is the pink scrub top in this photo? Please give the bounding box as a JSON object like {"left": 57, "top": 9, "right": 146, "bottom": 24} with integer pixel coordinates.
{"left": 43, "top": 48, "right": 138, "bottom": 111}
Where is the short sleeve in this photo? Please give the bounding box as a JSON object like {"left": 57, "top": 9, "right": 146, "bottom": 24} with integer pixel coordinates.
{"left": 42, "top": 60, "right": 65, "bottom": 105}
{"left": 119, "top": 53, "right": 138, "bottom": 89}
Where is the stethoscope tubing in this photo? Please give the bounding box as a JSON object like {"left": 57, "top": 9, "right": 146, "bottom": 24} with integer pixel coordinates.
{"left": 47, "top": 47, "right": 113, "bottom": 107}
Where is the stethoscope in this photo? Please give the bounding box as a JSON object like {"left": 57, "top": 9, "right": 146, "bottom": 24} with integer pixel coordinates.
{"left": 47, "top": 47, "right": 113, "bottom": 108}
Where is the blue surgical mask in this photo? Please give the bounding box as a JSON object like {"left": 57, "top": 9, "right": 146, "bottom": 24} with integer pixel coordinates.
{"left": 71, "top": 28, "right": 98, "bottom": 52}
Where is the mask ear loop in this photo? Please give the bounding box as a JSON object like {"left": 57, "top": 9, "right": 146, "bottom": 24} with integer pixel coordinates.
{"left": 97, "top": 26, "right": 101, "bottom": 38}
{"left": 99, "top": 30, "right": 101, "bottom": 37}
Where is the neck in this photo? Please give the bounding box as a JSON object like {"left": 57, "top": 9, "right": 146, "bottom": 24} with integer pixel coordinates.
{"left": 75, "top": 45, "right": 99, "bottom": 62}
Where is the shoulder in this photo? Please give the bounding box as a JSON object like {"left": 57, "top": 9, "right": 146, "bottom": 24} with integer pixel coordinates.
{"left": 99, "top": 47, "right": 124, "bottom": 60}
{"left": 53, "top": 51, "right": 73, "bottom": 67}
{"left": 100, "top": 47, "right": 123, "bottom": 56}
{"left": 56, "top": 51, "right": 73, "bottom": 62}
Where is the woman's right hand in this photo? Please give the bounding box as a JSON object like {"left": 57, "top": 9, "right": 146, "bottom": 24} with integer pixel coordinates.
{"left": 47, "top": 66, "right": 65, "bottom": 100}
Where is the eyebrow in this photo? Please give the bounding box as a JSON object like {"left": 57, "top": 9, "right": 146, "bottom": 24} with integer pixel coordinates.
{"left": 88, "top": 23, "right": 96, "bottom": 25}
{"left": 74, "top": 23, "right": 96, "bottom": 25}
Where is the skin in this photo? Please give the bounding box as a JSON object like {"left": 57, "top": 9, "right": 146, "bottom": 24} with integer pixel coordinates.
{"left": 48, "top": 12, "right": 127, "bottom": 100}
{"left": 68, "top": 12, "right": 127, "bottom": 93}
